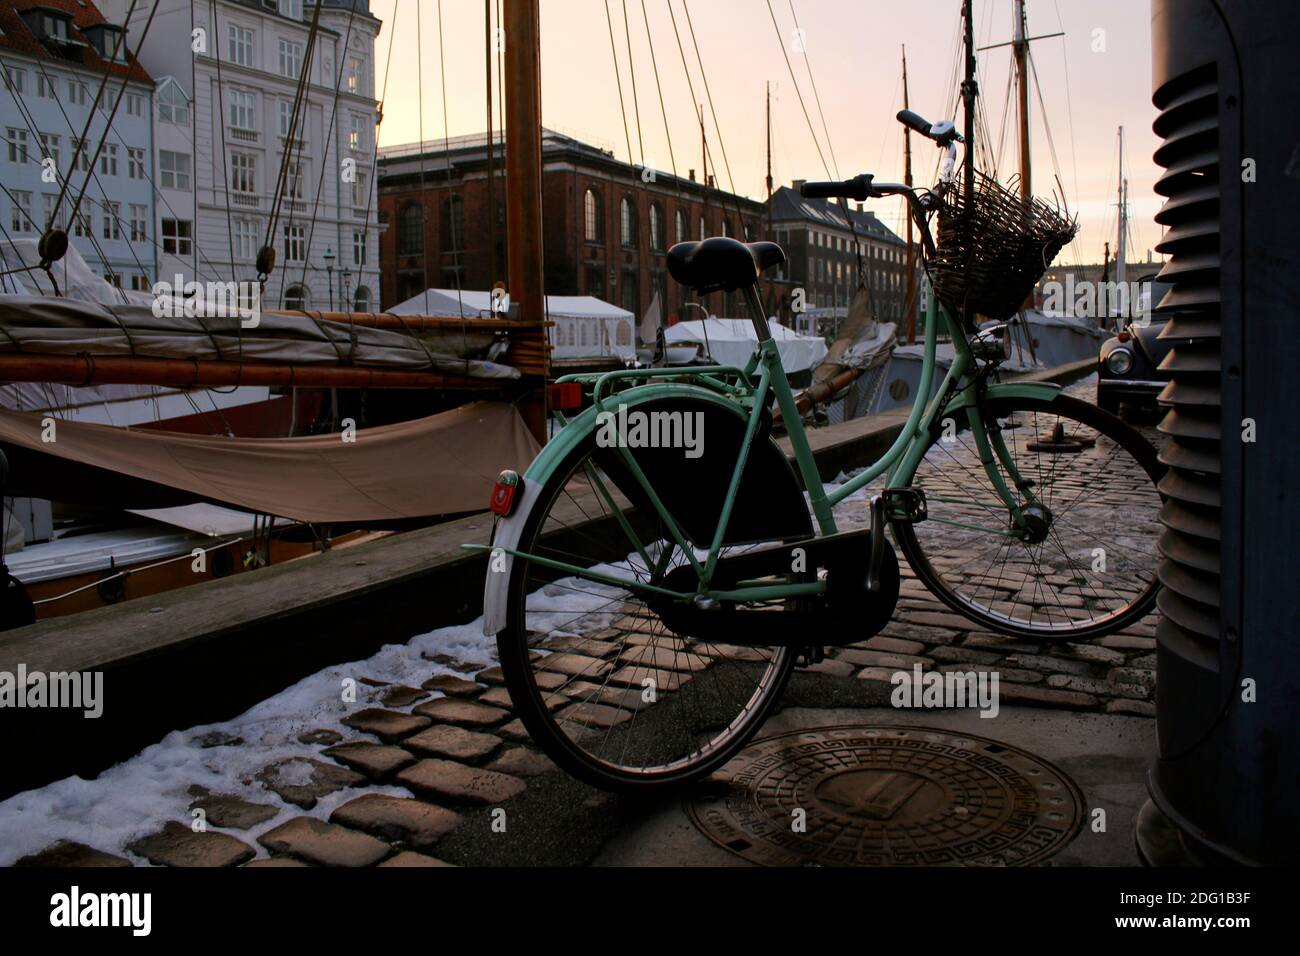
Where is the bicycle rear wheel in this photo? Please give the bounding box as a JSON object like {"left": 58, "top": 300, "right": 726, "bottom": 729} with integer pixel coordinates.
{"left": 893, "top": 394, "right": 1164, "bottom": 639}
{"left": 497, "top": 403, "right": 810, "bottom": 792}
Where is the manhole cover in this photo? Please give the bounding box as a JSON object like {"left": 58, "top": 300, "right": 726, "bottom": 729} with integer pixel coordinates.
{"left": 688, "top": 726, "right": 1084, "bottom": 867}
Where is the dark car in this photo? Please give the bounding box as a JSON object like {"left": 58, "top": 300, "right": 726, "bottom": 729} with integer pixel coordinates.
{"left": 1097, "top": 275, "right": 1174, "bottom": 416}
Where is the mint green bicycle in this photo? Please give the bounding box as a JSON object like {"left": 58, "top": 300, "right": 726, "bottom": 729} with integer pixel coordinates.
{"left": 477, "top": 111, "right": 1164, "bottom": 791}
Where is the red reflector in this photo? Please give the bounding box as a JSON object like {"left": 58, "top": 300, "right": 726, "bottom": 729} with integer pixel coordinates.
{"left": 490, "top": 470, "right": 523, "bottom": 516}
{"left": 1116, "top": 330, "right": 1131, "bottom": 342}
{"left": 549, "top": 382, "right": 584, "bottom": 411}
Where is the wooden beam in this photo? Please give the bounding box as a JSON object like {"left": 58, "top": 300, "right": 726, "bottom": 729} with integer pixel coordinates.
{"left": 0, "top": 355, "right": 511, "bottom": 390}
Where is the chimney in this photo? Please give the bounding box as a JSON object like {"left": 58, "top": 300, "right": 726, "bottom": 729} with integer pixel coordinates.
{"left": 707, "top": 175, "right": 715, "bottom": 187}
{"left": 856, "top": 202, "right": 864, "bottom": 213}
{"left": 688, "top": 168, "right": 696, "bottom": 181}
{"left": 792, "top": 179, "right": 807, "bottom": 193}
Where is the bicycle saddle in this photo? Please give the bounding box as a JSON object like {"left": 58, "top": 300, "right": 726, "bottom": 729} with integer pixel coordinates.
{"left": 666, "top": 237, "right": 786, "bottom": 294}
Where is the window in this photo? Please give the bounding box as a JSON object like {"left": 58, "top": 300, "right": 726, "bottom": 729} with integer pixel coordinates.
{"left": 346, "top": 55, "right": 365, "bottom": 95}
{"left": 283, "top": 284, "right": 307, "bottom": 310}
{"left": 649, "top": 202, "right": 664, "bottom": 252}
{"left": 442, "top": 194, "right": 464, "bottom": 252}
{"left": 351, "top": 171, "right": 368, "bottom": 209}
{"left": 698, "top": 215, "right": 706, "bottom": 240}
{"left": 6, "top": 128, "right": 28, "bottom": 164}
{"left": 285, "top": 161, "right": 305, "bottom": 199}
{"left": 3, "top": 65, "right": 24, "bottom": 94}
{"left": 398, "top": 202, "right": 423, "bottom": 255}
{"left": 349, "top": 114, "right": 367, "bottom": 152}
{"left": 279, "top": 0, "right": 304, "bottom": 20}
{"left": 129, "top": 204, "right": 147, "bottom": 242}
{"left": 67, "top": 80, "right": 87, "bottom": 106}
{"left": 229, "top": 90, "right": 256, "bottom": 130}
{"left": 37, "top": 74, "right": 54, "bottom": 99}
{"left": 160, "top": 150, "right": 191, "bottom": 190}
{"left": 228, "top": 25, "right": 254, "bottom": 68}
{"left": 235, "top": 220, "right": 258, "bottom": 259}
{"left": 583, "top": 188, "right": 603, "bottom": 243}
{"left": 41, "top": 13, "right": 70, "bottom": 41}
{"left": 102, "top": 201, "right": 122, "bottom": 240}
{"left": 722, "top": 218, "right": 730, "bottom": 238}
{"left": 278, "top": 39, "right": 303, "bottom": 78}
{"left": 352, "top": 285, "right": 371, "bottom": 312}
{"left": 158, "top": 81, "right": 190, "bottom": 125}
{"left": 675, "top": 208, "right": 687, "bottom": 245}
{"left": 352, "top": 229, "right": 366, "bottom": 267}
{"left": 620, "top": 197, "right": 637, "bottom": 248}
{"left": 71, "top": 137, "right": 90, "bottom": 172}
{"left": 72, "top": 206, "right": 91, "bottom": 238}
{"left": 128, "top": 147, "right": 145, "bottom": 180}
{"left": 283, "top": 224, "right": 306, "bottom": 262}
{"left": 104, "top": 272, "right": 121, "bottom": 288}
{"left": 230, "top": 152, "right": 256, "bottom": 194}
{"left": 41, "top": 193, "right": 61, "bottom": 230}
{"left": 585, "top": 266, "right": 604, "bottom": 299}
{"left": 10, "top": 191, "right": 32, "bottom": 233}
{"left": 126, "top": 93, "right": 143, "bottom": 117}
{"left": 278, "top": 101, "right": 294, "bottom": 138}
{"left": 620, "top": 269, "right": 638, "bottom": 313}
{"left": 39, "top": 133, "right": 59, "bottom": 167}
{"left": 131, "top": 274, "right": 150, "bottom": 292}
{"left": 99, "top": 143, "right": 118, "bottom": 176}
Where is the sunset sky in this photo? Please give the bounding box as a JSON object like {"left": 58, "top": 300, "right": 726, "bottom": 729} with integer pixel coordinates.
{"left": 368, "top": 0, "right": 1163, "bottom": 270}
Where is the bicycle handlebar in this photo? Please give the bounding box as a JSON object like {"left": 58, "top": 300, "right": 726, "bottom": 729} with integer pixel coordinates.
{"left": 799, "top": 173, "right": 878, "bottom": 201}
{"left": 896, "top": 109, "right": 934, "bottom": 138}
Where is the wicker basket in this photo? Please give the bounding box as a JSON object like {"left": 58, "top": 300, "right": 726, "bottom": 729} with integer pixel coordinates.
{"left": 932, "top": 171, "right": 1077, "bottom": 326}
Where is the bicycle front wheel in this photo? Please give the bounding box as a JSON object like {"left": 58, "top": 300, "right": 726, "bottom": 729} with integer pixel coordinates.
{"left": 893, "top": 394, "right": 1164, "bottom": 639}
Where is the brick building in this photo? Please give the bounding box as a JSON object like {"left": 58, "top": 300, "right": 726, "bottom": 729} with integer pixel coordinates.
{"left": 769, "top": 184, "right": 911, "bottom": 333}
{"left": 377, "top": 129, "right": 766, "bottom": 321}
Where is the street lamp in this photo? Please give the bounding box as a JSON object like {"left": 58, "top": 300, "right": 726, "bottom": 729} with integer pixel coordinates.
{"left": 322, "top": 246, "right": 335, "bottom": 311}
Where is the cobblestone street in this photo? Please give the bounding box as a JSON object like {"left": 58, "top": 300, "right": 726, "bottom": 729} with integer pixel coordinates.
{"left": 4, "top": 375, "right": 1166, "bottom": 868}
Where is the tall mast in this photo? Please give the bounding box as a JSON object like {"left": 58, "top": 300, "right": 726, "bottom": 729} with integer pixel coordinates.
{"left": 485, "top": 0, "right": 496, "bottom": 285}
{"left": 1013, "top": 0, "right": 1031, "bottom": 207}
{"left": 902, "top": 44, "right": 917, "bottom": 344}
{"left": 961, "top": 0, "right": 977, "bottom": 205}
{"left": 1116, "top": 126, "right": 1127, "bottom": 297}
{"left": 765, "top": 82, "right": 773, "bottom": 221}
{"left": 504, "top": 0, "right": 547, "bottom": 441}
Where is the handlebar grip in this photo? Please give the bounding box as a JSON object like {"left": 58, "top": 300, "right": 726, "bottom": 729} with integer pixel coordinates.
{"left": 896, "top": 109, "right": 933, "bottom": 138}
{"left": 799, "top": 181, "right": 844, "bottom": 199}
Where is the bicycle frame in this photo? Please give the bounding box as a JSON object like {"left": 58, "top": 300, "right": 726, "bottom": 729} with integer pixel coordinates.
{"left": 473, "top": 276, "right": 1061, "bottom": 610}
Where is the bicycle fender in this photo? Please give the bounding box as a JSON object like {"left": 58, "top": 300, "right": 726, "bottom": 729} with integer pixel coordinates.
{"left": 481, "top": 384, "right": 753, "bottom": 637}
{"left": 943, "top": 380, "right": 1061, "bottom": 414}
{"left": 482, "top": 474, "right": 545, "bottom": 636}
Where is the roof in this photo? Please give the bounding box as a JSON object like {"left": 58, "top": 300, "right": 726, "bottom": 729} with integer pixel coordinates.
{"left": 0, "top": 0, "right": 153, "bottom": 85}
{"left": 768, "top": 185, "right": 904, "bottom": 246}
{"left": 379, "top": 128, "right": 766, "bottom": 213}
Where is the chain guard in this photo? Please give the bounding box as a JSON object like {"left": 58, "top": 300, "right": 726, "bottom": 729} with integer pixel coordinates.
{"left": 649, "top": 528, "right": 900, "bottom": 647}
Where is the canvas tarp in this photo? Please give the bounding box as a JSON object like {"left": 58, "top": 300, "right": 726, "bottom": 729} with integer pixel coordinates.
{"left": 391, "top": 289, "right": 636, "bottom": 362}
{"left": 0, "top": 293, "right": 520, "bottom": 380}
{"left": 664, "top": 318, "right": 830, "bottom": 374}
{"left": 0, "top": 401, "right": 539, "bottom": 524}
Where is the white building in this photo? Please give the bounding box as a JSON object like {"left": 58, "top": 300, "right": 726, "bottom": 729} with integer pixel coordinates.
{"left": 0, "top": 0, "right": 157, "bottom": 290}
{"left": 102, "top": 0, "right": 382, "bottom": 312}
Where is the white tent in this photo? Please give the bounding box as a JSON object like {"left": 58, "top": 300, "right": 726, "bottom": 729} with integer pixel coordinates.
{"left": 664, "top": 318, "right": 829, "bottom": 374}
{"left": 390, "top": 288, "right": 636, "bottom": 362}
